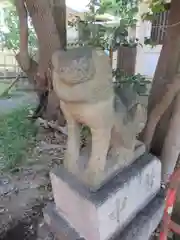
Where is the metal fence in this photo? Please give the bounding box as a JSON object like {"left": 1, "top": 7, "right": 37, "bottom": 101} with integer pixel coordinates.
{"left": 151, "top": 10, "right": 170, "bottom": 45}
{"left": 0, "top": 51, "right": 21, "bottom": 78}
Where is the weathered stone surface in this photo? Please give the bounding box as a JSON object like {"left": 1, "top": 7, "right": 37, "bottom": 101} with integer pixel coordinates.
{"left": 117, "top": 189, "right": 165, "bottom": 240}
{"left": 74, "top": 140, "right": 146, "bottom": 191}
{"left": 50, "top": 153, "right": 161, "bottom": 240}
{"left": 44, "top": 189, "right": 165, "bottom": 240}
{"left": 52, "top": 47, "right": 147, "bottom": 189}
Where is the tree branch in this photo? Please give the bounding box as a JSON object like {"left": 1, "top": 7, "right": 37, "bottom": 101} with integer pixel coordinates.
{"left": 14, "top": 0, "right": 30, "bottom": 71}
{"left": 142, "top": 74, "right": 180, "bottom": 149}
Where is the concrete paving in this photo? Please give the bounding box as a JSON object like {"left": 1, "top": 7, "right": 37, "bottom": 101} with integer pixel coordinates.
{"left": 0, "top": 92, "right": 38, "bottom": 114}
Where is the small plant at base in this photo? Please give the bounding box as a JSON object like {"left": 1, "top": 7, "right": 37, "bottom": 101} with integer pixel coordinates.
{"left": 80, "top": 125, "right": 92, "bottom": 148}
{"left": 113, "top": 69, "right": 151, "bottom": 95}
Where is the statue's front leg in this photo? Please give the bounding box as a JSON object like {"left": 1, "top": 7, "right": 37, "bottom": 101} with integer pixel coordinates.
{"left": 60, "top": 102, "right": 81, "bottom": 174}
{"left": 84, "top": 127, "right": 112, "bottom": 188}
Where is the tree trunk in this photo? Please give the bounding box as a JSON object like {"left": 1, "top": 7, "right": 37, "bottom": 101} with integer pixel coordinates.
{"left": 52, "top": 0, "right": 67, "bottom": 50}
{"left": 141, "top": 74, "right": 180, "bottom": 150}
{"left": 15, "top": 0, "right": 66, "bottom": 125}
{"left": 142, "top": 0, "right": 180, "bottom": 153}
{"left": 148, "top": 0, "right": 180, "bottom": 114}
{"left": 161, "top": 92, "right": 180, "bottom": 182}
{"left": 141, "top": 0, "right": 180, "bottom": 181}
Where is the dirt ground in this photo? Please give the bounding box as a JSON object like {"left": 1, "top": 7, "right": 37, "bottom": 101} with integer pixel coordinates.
{"left": 0, "top": 127, "right": 67, "bottom": 239}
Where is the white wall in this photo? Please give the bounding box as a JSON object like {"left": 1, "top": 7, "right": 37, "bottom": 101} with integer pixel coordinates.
{"left": 67, "top": 26, "right": 79, "bottom": 43}
{"left": 140, "top": 45, "right": 162, "bottom": 77}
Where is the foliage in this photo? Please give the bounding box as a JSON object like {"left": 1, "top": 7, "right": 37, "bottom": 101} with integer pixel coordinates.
{"left": 97, "top": 0, "right": 139, "bottom": 26}
{"left": 87, "top": 23, "right": 142, "bottom": 51}
{"left": 0, "top": 107, "right": 37, "bottom": 170}
{"left": 144, "top": 37, "right": 158, "bottom": 47}
{"left": 81, "top": 0, "right": 140, "bottom": 50}
{"left": 80, "top": 125, "right": 91, "bottom": 147}
{"left": 109, "top": 22, "right": 143, "bottom": 49}
{"left": 113, "top": 69, "right": 151, "bottom": 95}
{"left": 0, "top": 3, "right": 37, "bottom": 52}
{"left": 86, "top": 0, "right": 139, "bottom": 25}
{"left": 84, "top": 0, "right": 170, "bottom": 50}
{"left": 141, "top": 0, "right": 169, "bottom": 21}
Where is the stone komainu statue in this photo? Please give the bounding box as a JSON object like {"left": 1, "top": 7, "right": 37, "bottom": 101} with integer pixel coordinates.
{"left": 52, "top": 47, "right": 147, "bottom": 188}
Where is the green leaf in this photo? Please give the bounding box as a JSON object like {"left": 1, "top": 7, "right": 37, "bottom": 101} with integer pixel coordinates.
{"left": 0, "top": 4, "right": 37, "bottom": 52}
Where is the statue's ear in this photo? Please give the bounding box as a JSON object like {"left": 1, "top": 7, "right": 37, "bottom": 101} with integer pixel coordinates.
{"left": 52, "top": 50, "right": 62, "bottom": 69}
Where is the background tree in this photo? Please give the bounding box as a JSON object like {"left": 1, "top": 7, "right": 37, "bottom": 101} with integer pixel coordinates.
{"left": 98, "top": 0, "right": 138, "bottom": 25}
{"left": 9, "top": 0, "right": 67, "bottom": 124}
{"left": 86, "top": 0, "right": 139, "bottom": 51}
{"left": 0, "top": 2, "right": 37, "bottom": 53}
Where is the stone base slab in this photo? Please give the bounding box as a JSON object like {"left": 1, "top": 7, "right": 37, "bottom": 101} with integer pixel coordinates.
{"left": 50, "top": 153, "right": 161, "bottom": 240}
{"left": 44, "top": 189, "right": 165, "bottom": 240}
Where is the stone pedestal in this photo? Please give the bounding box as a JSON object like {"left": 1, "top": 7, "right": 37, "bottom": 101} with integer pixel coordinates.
{"left": 44, "top": 153, "right": 164, "bottom": 240}
{"left": 44, "top": 189, "right": 165, "bottom": 240}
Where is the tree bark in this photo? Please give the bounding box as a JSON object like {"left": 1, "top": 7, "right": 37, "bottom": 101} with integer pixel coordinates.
{"left": 14, "top": 0, "right": 30, "bottom": 71}
{"left": 142, "top": 74, "right": 180, "bottom": 150}
{"left": 148, "top": 0, "right": 180, "bottom": 114}
{"left": 140, "top": 0, "right": 180, "bottom": 182}
{"left": 161, "top": 92, "right": 180, "bottom": 183}
{"left": 141, "top": 0, "right": 180, "bottom": 156}
{"left": 15, "top": 0, "right": 66, "bottom": 124}
{"left": 52, "top": 0, "right": 67, "bottom": 50}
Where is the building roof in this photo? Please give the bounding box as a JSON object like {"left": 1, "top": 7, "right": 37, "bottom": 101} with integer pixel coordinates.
{"left": 66, "top": 7, "right": 86, "bottom": 22}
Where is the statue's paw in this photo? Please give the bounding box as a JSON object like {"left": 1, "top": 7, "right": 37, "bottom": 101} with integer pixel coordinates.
{"left": 63, "top": 159, "right": 79, "bottom": 175}
{"left": 82, "top": 168, "right": 103, "bottom": 189}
